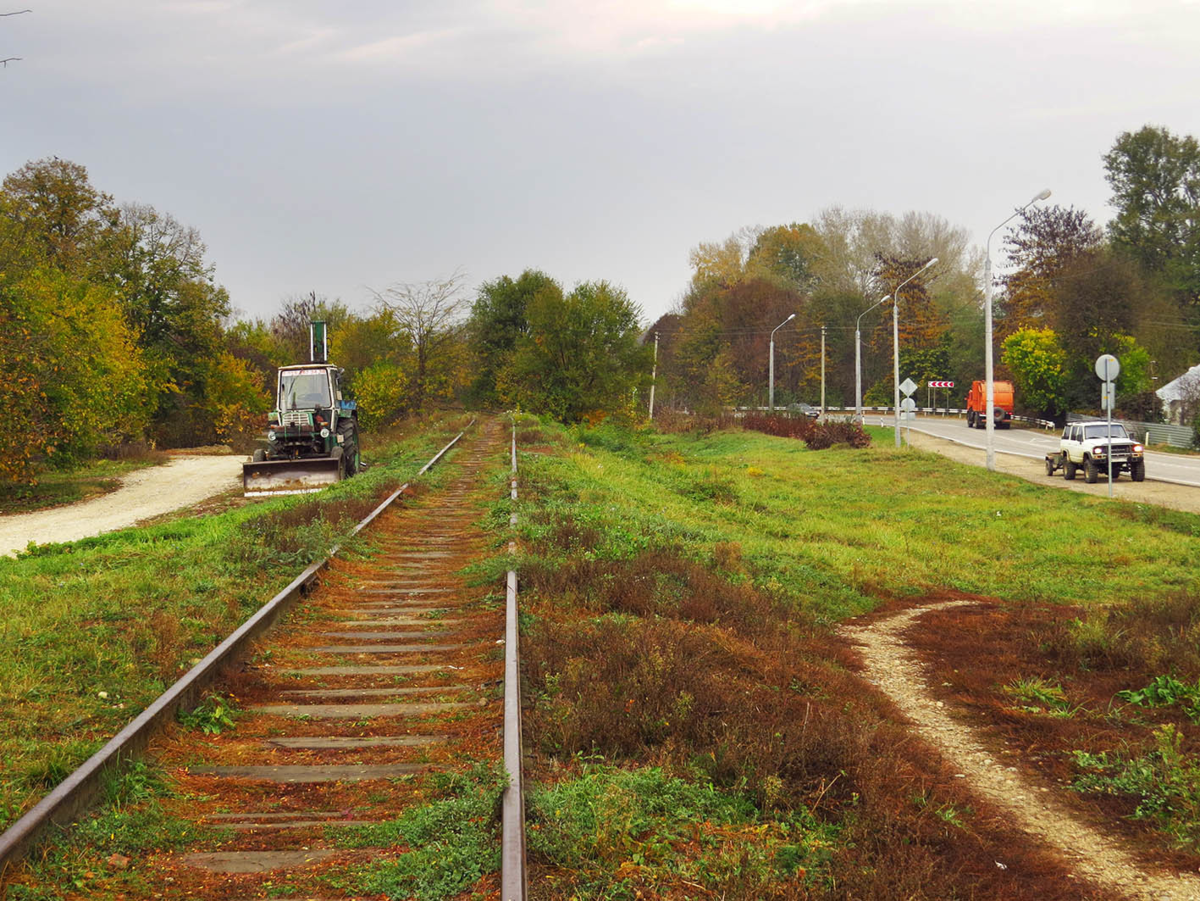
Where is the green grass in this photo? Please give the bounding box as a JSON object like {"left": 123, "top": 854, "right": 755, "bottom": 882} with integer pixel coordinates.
{"left": 524, "top": 421, "right": 1200, "bottom": 621}
{"left": 333, "top": 764, "right": 507, "bottom": 901}
{"left": 0, "top": 455, "right": 167, "bottom": 515}
{"left": 527, "top": 765, "right": 836, "bottom": 898}
{"left": 0, "top": 416, "right": 467, "bottom": 831}
{"left": 4, "top": 762, "right": 219, "bottom": 901}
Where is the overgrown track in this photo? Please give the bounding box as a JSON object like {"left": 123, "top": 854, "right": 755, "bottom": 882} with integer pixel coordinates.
{"left": 4, "top": 417, "right": 525, "bottom": 899}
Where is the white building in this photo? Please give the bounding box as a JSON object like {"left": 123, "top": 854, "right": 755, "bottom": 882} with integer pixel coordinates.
{"left": 1157, "top": 363, "right": 1200, "bottom": 424}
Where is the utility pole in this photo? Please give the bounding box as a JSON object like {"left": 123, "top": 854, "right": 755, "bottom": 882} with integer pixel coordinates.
{"left": 648, "top": 332, "right": 659, "bottom": 420}
{"left": 820, "top": 325, "right": 826, "bottom": 416}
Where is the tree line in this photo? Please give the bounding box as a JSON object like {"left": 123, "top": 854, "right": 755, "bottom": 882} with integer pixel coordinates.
{"left": 0, "top": 157, "right": 650, "bottom": 486}
{"left": 5, "top": 123, "right": 1196, "bottom": 484}
{"left": 648, "top": 125, "right": 1200, "bottom": 426}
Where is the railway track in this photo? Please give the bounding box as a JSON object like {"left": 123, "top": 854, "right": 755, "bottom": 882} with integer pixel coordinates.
{"left": 1, "top": 416, "right": 526, "bottom": 899}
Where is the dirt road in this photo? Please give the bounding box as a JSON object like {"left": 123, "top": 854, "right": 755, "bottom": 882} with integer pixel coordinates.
{"left": 0, "top": 456, "right": 243, "bottom": 556}
{"left": 905, "top": 430, "right": 1200, "bottom": 515}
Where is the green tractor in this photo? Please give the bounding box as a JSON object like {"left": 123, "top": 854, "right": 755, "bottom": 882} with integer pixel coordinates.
{"left": 242, "top": 321, "right": 362, "bottom": 497}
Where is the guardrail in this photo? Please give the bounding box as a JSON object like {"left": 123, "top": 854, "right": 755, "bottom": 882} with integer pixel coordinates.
{"left": 1067, "top": 412, "right": 1195, "bottom": 449}
{"left": 501, "top": 420, "right": 527, "bottom": 900}
{"left": 753, "top": 405, "right": 1058, "bottom": 430}
{"left": 0, "top": 423, "right": 473, "bottom": 877}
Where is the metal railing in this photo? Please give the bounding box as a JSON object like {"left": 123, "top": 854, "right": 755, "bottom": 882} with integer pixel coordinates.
{"left": 1067, "top": 412, "right": 1195, "bottom": 449}
{"left": 501, "top": 420, "right": 527, "bottom": 900}
{"left": 0, "top": 424, "right": 473, "bottom": 876}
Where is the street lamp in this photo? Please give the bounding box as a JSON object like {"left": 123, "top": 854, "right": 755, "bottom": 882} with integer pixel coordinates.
{"left": 984, "top": 188, "right": 1051, "bottom": 470}
{"left": 856, "top": 295, "right": 890, "bottom": 422}
{"left": 892, "top": 257, "right": 938, "bottom": 448}
{"left": 769, "top": 313, "right": 796, "bottom": 411}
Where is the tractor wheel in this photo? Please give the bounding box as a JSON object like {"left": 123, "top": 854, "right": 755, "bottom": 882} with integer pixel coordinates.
{"left": 252, "top": 449, "right": 265, "bottom": 463}
{"left": 1064, "top": 458, "right": 1077, "bottom": 480}
{"left": 1131, "top": 460, "right": 1146, "bottom": 482}
{"left": 1084, "top": 457, "right": 1099, "bottom": 484}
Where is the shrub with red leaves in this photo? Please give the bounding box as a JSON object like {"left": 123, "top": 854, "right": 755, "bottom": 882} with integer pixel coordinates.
{"left": 741, "top": 414, "right": 870, "bottom": 450}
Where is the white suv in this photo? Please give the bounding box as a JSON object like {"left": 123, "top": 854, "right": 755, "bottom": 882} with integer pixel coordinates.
{"left": 1048, "top": 421, "right": 1145, "bottom": 483}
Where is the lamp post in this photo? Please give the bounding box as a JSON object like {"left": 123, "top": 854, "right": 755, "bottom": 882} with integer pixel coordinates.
{"left": 984, "top": 189, "right": 1051, "bottom": 470}
{"left": 856, "top": 295, "right": 890, "bottom": 422}
{"left": 769, "top": 313, "right": 795, "bottom": 411}
{"left": 891, "top": 257, "right": 938, "bottom": 448}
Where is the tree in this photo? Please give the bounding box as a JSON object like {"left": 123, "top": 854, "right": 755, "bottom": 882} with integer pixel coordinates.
{"left": 467, "top": 269, "right": 557, "bottom": 406}
{"left": 1104, "top": 125, "right": 1200, "bottom": 304}
{"left": 371, "top": 271, "right": 470, "bottom": 414}
{"left": 1, "top": 157, "right": 117, "bottom": 272}
{"left": 998, "top": 205, "right": 1103, "bottom": 337}
{"left": 1002, "top": 328, "right": 1069, "bottom": 420}
{"left": 504, "top": 281, "right": 651, "bottom": 422}
{"left": 746, "top": 223, "right": 822, "bottom": 291}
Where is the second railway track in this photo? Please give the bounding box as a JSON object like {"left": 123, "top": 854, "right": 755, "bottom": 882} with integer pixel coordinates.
{"left": 4, "top": 416, "right": 522, "bottom": 899}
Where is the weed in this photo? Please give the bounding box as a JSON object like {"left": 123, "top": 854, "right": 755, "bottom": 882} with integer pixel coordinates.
{"left": 1073, "top": 724, "right": 1200, "bottom": 849}
{"left": 1118, "top": 674, "right": 1200, "bottom": 723}
{"left": 178, "top": 692, "right": 240, "bottom": 734}
{"left": 1004, "top": 676, "right": 1074, "bottom": 715}
{"left": 335, "top": 763, "right": 506, "bottom": 901}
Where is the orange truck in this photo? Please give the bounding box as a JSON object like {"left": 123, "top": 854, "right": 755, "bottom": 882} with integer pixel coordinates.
{"left": 965, "top": 380, "right": 1013, "bottom": 429}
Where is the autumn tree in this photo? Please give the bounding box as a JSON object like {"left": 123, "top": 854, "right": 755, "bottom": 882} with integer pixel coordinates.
{"left": 997, "top": 205, "right": 1103, "bottom": 338}
{"left": 1002, "top": 328, "right": 1069, "bottom": 419}
{"left": 1, "top": 158, "right": 117, "bottom": 272}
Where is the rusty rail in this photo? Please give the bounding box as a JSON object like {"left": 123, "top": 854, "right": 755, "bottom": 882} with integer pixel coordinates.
{"left": 501, "top": 418, "right": 527, "bottom": 900}
{"left": 0, "top": 424, "right": 472, "bottom": 876}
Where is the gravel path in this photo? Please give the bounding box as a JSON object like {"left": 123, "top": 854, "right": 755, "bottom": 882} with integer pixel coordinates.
{"left": 0, "top": 455, "right": 243, "bottom": 556}
{"left": 843, "top": 603, "right": 1200, "bottom": 901}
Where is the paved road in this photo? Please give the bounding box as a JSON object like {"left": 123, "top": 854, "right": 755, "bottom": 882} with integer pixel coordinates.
{"left": 862, "top": 414, "right": 1200, "bottom": 488}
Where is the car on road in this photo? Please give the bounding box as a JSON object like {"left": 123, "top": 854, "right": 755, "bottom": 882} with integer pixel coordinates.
{"left": 1045, "top": 421, "right": 1145, "bottom": 483}
{"left": 789, "top": 403, "right": 820, "bottom": 420}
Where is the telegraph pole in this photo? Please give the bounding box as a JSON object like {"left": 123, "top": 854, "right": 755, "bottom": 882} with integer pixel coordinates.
{"left": 648, "top": 332, "right": 659, "bottom": 420}
{"left": 820, "top": 325, "right": 826, "bottom": 416}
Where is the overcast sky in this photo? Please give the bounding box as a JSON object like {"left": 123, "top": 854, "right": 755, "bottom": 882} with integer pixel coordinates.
{"left": 4, "top": 0, "right": 1198, "bottom": 324}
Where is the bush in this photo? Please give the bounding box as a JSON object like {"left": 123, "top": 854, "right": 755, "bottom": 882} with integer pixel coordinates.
{"left": 741, "top": 414, "right": 871, "bottom": 450}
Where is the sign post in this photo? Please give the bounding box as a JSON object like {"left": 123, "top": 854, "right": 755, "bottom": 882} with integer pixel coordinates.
{"left": 899, "top": 378, "right": 918, "bottom": 446}
{"left": 1095, "top": 354, "right": 1120, "bottom": 499}
{"left": 929, "top": 380, "right": 954, "bottom": 415}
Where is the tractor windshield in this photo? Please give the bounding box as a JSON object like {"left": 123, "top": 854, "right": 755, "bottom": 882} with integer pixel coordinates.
{"left": 279, "top": 369, "right": 332, "bottom": 411}
{"left": 1084, "top": 424, "right": 1129, "bottom": 440}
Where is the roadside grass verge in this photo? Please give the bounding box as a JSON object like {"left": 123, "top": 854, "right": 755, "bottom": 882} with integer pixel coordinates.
{"left": 0, "top": 455, "right": 169, "bottom": 515}
{"left": 0, "top": 414, "right": 469, "bottom": 833}
{"left": 515, "top": 418, "right": 1152, "bottom": 898}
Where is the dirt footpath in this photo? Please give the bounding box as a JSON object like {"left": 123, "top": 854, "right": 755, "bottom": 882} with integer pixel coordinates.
{"left": 0, "top": 456, "right": 244, "bottom": 556}
{"left": 845, "top": 603, "right": 1200, "bottom": 901}
{"left": 906, "top": 431, "right": 1200, "bottom": 515}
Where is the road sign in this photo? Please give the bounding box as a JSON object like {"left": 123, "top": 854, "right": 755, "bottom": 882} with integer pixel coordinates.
{"left": 1095, "top": 354, "right": 1120, "bottom": 382}
{"left": 928, "top": 380, "right": 954, "bottom": 388}
{"left": 1101, "top": 382, "right": 1116, "bottom": 412}
{"left": 900, "top": 397, "right": 917, "bottom": 412}
{"left": 899, "top": 377, "right": 918, "bottom": 396}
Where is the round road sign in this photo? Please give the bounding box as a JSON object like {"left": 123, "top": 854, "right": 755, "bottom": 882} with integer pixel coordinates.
{"left": 900, "top": 397, "right": 917, "bottom": 413}
{"left": 1095, "top": 353, "right": 1120, "bottom": 382}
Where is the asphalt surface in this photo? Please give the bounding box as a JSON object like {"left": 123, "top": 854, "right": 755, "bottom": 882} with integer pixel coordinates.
{"left": 863, "top": 414, "right": 1200, "bottom": 488}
